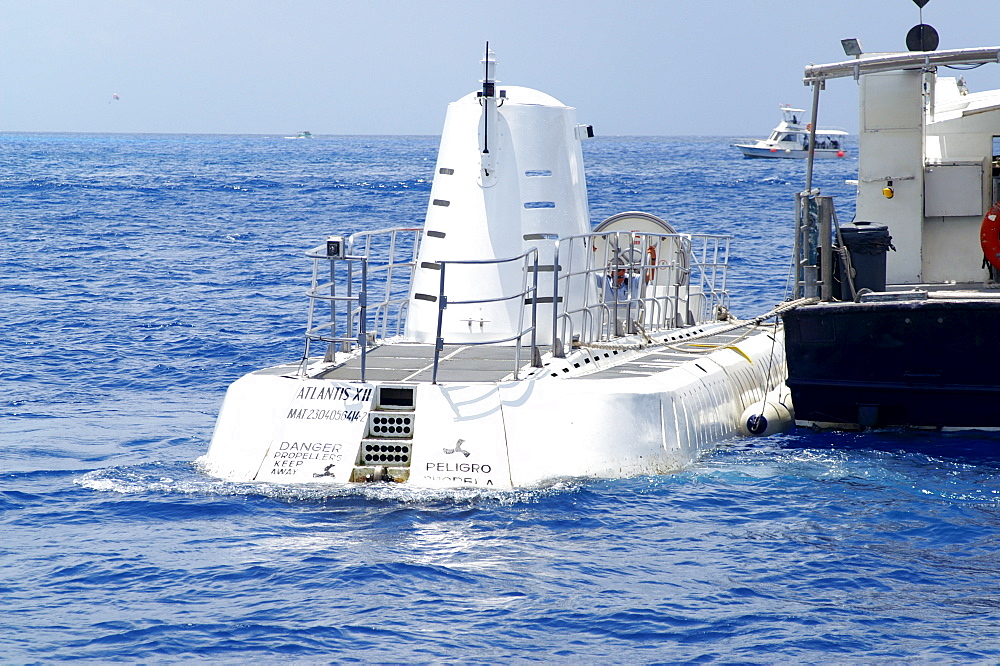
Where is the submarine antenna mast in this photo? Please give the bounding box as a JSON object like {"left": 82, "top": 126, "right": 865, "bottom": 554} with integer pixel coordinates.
{"left": 478, "top": 42, "right": 500, "bottom": 180}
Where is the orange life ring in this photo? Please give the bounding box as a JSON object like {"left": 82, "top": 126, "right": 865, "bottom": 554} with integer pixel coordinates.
{"left": 806, "top": 122, "right": 812, "bottom": 131}
{"left": 645, "top": 246, "right": 657, "bottom": 282}
{"left": 981, "top": 201, "right": 1000, "bottom": 270}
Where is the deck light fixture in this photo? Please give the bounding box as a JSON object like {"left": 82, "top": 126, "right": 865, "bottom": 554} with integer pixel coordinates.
{"left": 326, "top": 235, "right": 346, "bottom": 259}
{"left": 841, "top": 38, "right": 863, "bottom": 57}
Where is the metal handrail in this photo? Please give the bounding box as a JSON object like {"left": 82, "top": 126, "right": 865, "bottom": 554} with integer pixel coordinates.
{"left": 431, "top": 249, "right": 540, "bottom": 383}
{"left": 302, "top": 227, "right": 421, "bottom": 381}
{"left": 347, "top": 227, "right": 422, "bottom": 340}
{"left": 550, "top": 230, "right": 730, "bottom": 356}
{"left": 689, "top": 233, "right": 731, "bottom": 316}
{"left": 303, "top": 252, "right": 368, "bottom": 378}
{"left": 302, "top": 226, "right": 731, "bottom": 381}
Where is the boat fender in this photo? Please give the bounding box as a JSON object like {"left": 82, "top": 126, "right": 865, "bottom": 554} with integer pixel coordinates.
{"left": 739, "top": 400, "right": 793, "bottom": 437}
{"left": 980, "top": 201, "right": 1000, "bottom": 271}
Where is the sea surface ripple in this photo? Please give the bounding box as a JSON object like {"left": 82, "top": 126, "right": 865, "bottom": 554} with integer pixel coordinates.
{"left": 3, "top": 133, "right": 1000, "bottom": 662}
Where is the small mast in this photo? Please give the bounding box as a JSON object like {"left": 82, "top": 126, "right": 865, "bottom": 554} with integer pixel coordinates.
{"left": 478, "top": 43, "right": 504, "bottom": 185}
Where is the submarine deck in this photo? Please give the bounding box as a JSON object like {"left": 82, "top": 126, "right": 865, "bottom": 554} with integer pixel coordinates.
{"left": 264, "top": 326, "right": 776, "bottom": 384}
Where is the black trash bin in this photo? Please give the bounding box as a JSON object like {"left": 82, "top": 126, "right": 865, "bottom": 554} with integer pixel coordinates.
{"left": 837, "top": 221, "right": 893, "bottom": 300}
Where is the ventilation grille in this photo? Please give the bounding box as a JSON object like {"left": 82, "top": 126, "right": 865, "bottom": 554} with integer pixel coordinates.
{"left": 360, "top": 442, "right": 411, "bottom": 466}
{"left": 369, "top": 413, "right": 413, "bottom": 438}
{"left": 359, "top": 412, "right": 414, "bottom": 468}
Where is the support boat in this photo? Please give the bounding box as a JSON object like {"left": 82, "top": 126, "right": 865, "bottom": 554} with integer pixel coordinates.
{"left": 782, "top": 20, "right": 1000, "bottom": 430}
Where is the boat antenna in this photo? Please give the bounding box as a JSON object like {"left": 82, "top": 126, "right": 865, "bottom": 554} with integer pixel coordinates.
{"left": 478, "top": 42, "right": 502, "bottom": 180}
{"left": 481, "top": 41, "right": 493, "bottom": 158}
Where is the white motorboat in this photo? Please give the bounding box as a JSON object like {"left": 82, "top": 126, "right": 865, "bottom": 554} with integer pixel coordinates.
{"left": 781, "top": 24, "right": 1000, "bottom": 430}
{"left": 734, "top": 105, "right": 848, "bottom": 159}
{"left": 198, "top": 49, "right": 792, "bottom": 489}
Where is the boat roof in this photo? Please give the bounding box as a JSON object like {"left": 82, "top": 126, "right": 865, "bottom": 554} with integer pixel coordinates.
{"left": 781, "top": 127, "right": 849, "bottom": 135}
{"left": 803, "top": 46, "right": 1000, "bottom": 83}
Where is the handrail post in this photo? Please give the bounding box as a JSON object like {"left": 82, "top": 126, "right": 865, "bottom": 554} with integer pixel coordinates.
{"left": 359, "top": 258, "right": 368, "bottom": 382}
{"left": 302, "top": 255, "right": 320, "bottom": 374}
{"left": 551, "top": 239, "right": 564, "bottom": 357}
{"left": 343, "top": 256, "right": 354, "bottom": 354}
{"left": 512, "top": 253, "right": 528, "bottom": 380}
{"left": 329, "top": 254, "right": 337, "bottom": 352}
{"left": 530, "top": 250, "right": 540, "bottom": 367}
{"left": 432, "top": 262, "right": 447, "bottom": 384}
{"left": 793, "top": 191, "right": 803, "bottom": 299}
{"left": 818, "top": 195, "right": 834, "bottom": 302}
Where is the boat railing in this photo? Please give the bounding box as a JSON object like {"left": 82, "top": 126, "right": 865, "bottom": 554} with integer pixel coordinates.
{"left": 302, "top": 226, "right": 729, "bottom": 379}
{"left": 690, "top": 232, "right": 732, "bottom": 315}
{"left": 347, "top": 227, "right": 423, "bottom": 339}
{"left": 429, "top": 249, "right": 540, "bottom": 382}
{"left": 550, "top": 231, "right": 730, "bottom": 356}
{"left": 302, "top": 227, "right": 421, "bottom": 379}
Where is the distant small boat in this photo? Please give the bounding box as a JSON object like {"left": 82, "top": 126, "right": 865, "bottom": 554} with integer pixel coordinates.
{"left": 284, "top": 131, "right": 313, "bottom": 139}
{"left": 733, "top": 105, "right": 847, "bottom": 159}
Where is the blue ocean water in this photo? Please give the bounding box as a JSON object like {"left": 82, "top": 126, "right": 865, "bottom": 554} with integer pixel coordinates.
{"left": 3, "top": 132, "right": 1000, "bottom": 662}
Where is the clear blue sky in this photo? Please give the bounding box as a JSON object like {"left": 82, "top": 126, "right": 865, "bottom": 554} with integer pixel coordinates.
{"left": 2, "top": 0, "right": 999, "bottom": 136}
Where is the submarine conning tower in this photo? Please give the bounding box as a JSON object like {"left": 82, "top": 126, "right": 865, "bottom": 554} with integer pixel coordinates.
{"left": 405, "top": 48, "right": 595, "bottom": 345}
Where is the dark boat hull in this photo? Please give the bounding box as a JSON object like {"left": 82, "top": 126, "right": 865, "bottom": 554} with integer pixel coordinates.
{"left": 782, "top": 299, "right": 1000, "bottom": 428}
